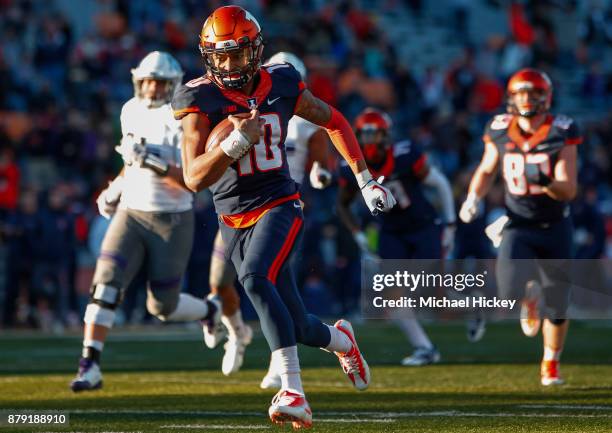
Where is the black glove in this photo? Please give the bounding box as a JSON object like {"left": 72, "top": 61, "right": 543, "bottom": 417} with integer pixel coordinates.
{"left": 525, "top": 162, "right": 552, "bottom": 186}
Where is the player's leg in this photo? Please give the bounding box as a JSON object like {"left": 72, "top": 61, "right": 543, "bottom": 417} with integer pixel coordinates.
{"left": 143, "top": 210, "right": 219, "bottom": 324}
{"left": 379, "top": 228, "right": 440, "bottom": 366}
{"left": 71, "top": 210, "right": 145, "bottom": 392}
{"left": 538, "top": 218, "right": 573, "bottom": 385}
{"left": 496, "top": 224, "right": 540, "bottom": 336}
{"left": 208, "top": 230, "right": 252, "bottom": 375}
{"left": 242, "top": 202, "right": 369, "bottom": 387}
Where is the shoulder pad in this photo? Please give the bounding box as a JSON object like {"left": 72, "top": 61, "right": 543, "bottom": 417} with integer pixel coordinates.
{"left": 393, "top": 140, "right": 412, "bottom": 157}
{"left": 263, "top": 63, "right": 304, "bottom": 97}
{"left": 489, "top": 114, "right": 513, "bottom": 131}
{"left": 552, "top": 114, "right": 574, "bottom": 130}
{"left": 172, "top": 77, "right": 218, "bottom": 120}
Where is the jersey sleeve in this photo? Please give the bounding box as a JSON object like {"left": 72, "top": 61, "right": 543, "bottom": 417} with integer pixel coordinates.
{"left": 564, "top": 118, "right": 583, "bottom": 146}
{"left": 171, "top": 82, "right": 203, "bottom": 120}
{"left": 266, "top": 62, "right": 307, "bottom": 99}
{"left": 483, "top": 113, "right": 512, "bottom": 143}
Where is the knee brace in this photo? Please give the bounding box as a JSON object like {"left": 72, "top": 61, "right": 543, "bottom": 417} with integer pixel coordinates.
{"left": 84, "top": 283, "right": 122, "bottom": 327}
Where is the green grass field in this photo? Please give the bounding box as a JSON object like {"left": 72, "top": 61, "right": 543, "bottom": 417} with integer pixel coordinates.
{"left": 1, "top": 321, "right": 612, "bottom": 432}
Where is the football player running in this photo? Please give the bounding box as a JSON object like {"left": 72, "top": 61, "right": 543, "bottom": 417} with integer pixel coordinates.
{"left": 337, "top": 108, "right": 457, "bottom": 367}
{"left": 459, "top": 68, "right": 581, "bottom": 386}
{"left": 203, "top": 51, "right": 333, "bottom": 380}
{"left": 172, "top": 6, "right": 395, "bottom": 428}
{"left": 70, "top": 52, "right": 221, "bottom": 392}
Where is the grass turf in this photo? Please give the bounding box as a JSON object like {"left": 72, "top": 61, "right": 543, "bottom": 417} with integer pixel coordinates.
{"left": 0, "top": 321, "right": 611, "bottom": 432}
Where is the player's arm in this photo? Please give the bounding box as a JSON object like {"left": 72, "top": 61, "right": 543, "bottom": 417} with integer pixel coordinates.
{"left": 295, "top": 90, "right": 396, "bottom": 213}
{"left": 541, "top": 144, "right": 577, "bottom": 201}
{"left": 416, "top": 159, "right": 456, "bottom": 225}
{"left": 336, "top": 182, "right": 360, "bottom": 234}
{"left": 459, "top": 140, "right": 499, "bottom": 223}
{"left": 96, "top": 167, "right": 125, "bottom": 219}
{"left": 180, "top": 110, "right": 261, "bottom": 192}
{"left": 307, "top": 129, "right": 332, "bottom": 189}
{"left": 336, "top": 181, "right": 371, "bottom": 253}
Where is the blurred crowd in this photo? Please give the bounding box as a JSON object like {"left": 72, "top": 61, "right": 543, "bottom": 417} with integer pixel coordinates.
{"left": 0, "top": 0, "right": 611, "bottom": 331}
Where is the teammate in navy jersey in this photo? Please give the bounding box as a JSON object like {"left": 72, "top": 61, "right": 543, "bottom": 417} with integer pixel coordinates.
{"left": 337, "top": 108, "right": 457, "bottom": 366}
{"left": 459, "top": 68, "right": 581, "bottom": 386}
{"left": 171, "top": 6, "right": 396, "bottom": 428}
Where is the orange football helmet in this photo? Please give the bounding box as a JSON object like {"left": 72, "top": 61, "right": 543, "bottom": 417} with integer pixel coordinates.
{"left": 199, "top": 6, "right": 264, "bottom": 90}
{"left": 506, "top": 68, "right": 553, "bottom": 117}
{"left": 354, "top": 108, "right": 393, "bottom": 162}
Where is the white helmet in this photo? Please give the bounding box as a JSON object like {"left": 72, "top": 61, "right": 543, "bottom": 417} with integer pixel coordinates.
{"left": 131, "top": 51, "right": 184, "bottom": 107}
{"left": 267, "top": 52, "right": 307, "bottom": 80}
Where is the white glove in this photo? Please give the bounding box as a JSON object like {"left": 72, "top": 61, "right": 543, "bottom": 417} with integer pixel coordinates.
{"left": 353, "top": 231, "right": 371, "bottom": 254}
{"left": 356, "top": 171, "right": 397, "bottom": 215}
{"left": 309, "top": 161, "right": 332, "bottom": 189}
{"left": 485, "top": 215, "right": 509, "bottom": 248}
{"left": 441, "top": 224, "right": 456, "bottom": 256}
{"left": 459, "top": 193, "right": 481, "bottom": 224}
{"left": 116, "top": 134, "right": 146, "bottom": 165}
{"left": 96, "top": 177, "right": 124, "bottom": 219}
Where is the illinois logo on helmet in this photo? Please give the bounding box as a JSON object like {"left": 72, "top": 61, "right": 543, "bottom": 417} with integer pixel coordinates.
{"left": 199, "top": 6, "right": 264, "bottom": 90}
{"left": 506, "top": 68, "right": 553, "bottom": 118}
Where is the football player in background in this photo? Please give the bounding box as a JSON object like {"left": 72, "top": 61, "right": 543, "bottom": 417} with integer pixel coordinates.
{"left": 172, "top": 6, "right": 395, "bottom": 428}
{"left": 70, "top": 52, "right": 220, "bottom": 392}
{"left": 203, "top": 51, "right": 333, "bottom": 379}
{"left": 337, "top": 107, "right": 457, "bottom": 366}
{"left": 459, "top": 68, "right": 581, "bottom": 386}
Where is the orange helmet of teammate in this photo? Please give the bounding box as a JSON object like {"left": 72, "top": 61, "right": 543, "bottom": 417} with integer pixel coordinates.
{"left": 506, "top": 68, "right": 553, "bottom": 117}
{"left": 199, "top": 6, "right": 264, "bottom": 90}
{"left": 354, "top": 108, "right": 393, "bottom": 162}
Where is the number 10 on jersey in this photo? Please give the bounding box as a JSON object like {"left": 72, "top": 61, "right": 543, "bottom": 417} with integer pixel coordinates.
{"left": 237, "top": 113, "right": 283, "bottom": 175}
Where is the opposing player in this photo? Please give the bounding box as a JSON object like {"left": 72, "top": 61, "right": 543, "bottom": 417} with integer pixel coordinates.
{"left": 70, "top": 52, "right": 220, "bottom": 392}
{"left": 337, "top": 108, "right": 457, "bottom": 366}
{"left": 203, "top": 51, "right": 333, "bottom": 378}
{"left": 459, "top": 68, "right": 580, "bottom": 386}
{"left": 172, "top": 6, "right": 395, "bottom": 428}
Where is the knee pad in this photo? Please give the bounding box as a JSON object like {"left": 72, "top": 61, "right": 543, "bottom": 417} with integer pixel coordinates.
{"left": 89, "top": 283, "right": 122, "bottom": 309}
{"left": 83, "top": 303, "right": 116, "bottom": 328}
{"left": 548, "top": 318, "right": 567, "bottom": 326}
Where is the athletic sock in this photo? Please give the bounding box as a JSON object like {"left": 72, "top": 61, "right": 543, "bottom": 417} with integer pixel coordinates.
{"left": 272, "top": 346, "right": 303, "bottom": 395}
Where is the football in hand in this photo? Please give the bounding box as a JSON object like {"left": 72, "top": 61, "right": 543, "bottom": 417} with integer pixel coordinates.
{"left": 205, "top": 113, "right": 251, "bottom": 152}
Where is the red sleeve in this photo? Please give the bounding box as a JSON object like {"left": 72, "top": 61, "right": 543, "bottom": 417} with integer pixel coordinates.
{"left": 321, "top": 105, "right": 364, "bottom": 172}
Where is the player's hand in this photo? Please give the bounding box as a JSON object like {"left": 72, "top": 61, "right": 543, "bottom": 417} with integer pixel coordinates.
{"left": 116, "top": 134, "right": 146, "bottom": 166}
{"left": 459, "top": 193, "right": 481, "bottom": 224}
{"left": 309, "top": 161, "right": 332, "bottom": 189}
{"left": 485, "top": 214, "right": 508, "bottom": 248}
{"left": 360, "top": 175, "right": 396, "bottom": 215}
{"left": 353, "top": 231, "right": 371, "bottom": 254}
{"left": 441, "top": 223, "right": 456, "bottom": 257}
{"left": 96, "top": 178, "right": 123, "bottom": 219}
{"left": 229, "top": 109, "right": 263, "bottom": 145}
{"left": 525, "top": 163, "right": 552, "bottom": 186}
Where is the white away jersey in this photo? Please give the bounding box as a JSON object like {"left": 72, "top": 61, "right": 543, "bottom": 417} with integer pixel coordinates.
{"left": 285, "top": 116, "right": 320, "bottom": 185}
{"left": 117, "top": 97, "right": 192, "bottom": 212}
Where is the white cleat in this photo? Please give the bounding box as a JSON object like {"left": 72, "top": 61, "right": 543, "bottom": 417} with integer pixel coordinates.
{"left": 221, "top": 324, "right": 253, "bottom": 376}
{"left": 260, "top": 370, "right": 282, "bottom": 390}
{"left": 70, "top": 358, "right": 103, "bottom": 392}
{"left": 202, "top": 295, "right": 225, "bottom": 349}
{"left": 268, "top": 389, "right": 312, "bottom": 429}
{"left": 333, "top": 319, "right": 370, "bottom": 391}
{"left": 401, "top": 347, "right": 441, "bottom": 366}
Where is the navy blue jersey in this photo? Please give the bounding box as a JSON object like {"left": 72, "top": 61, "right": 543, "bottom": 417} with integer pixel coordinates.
{"left": 339, "top": 140, "right": 438, "bottom": 232}
{"left": 172, "top": 63, "right": 306, "bottom": 218}
{"left": 484, "top": 113, "right": 582, "bottom": 223}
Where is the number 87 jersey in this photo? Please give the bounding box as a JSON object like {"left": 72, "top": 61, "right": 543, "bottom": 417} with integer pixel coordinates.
{"left": 485, "top": 113, "right": 582, "bottom": 223}
{"left": 172, "top": 62, "right": 305, "bottom": 219}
